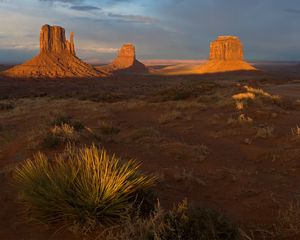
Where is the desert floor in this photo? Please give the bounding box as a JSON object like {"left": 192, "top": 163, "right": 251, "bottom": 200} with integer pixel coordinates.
{"left": 1, "top": 64, "right": 300, "bottom": 239}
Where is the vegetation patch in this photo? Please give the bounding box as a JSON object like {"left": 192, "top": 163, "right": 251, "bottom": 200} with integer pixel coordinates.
{"left": 13, "top": 145, "right": 156, "bottom": 229}
{"left": 158, "top": 111, "right": 182, "bottom": 124}
{"left": 126, "top": 127, "right": 161, "bottom": 144}
{"left": 51, "top": 114, "right": 84, "bottom": 131}
{"left": 0, "top": 102, "right": 15, "bottom": 111}
{"left": 98, "top": 120, "right": 121, "bottom": 135}
{"left": 101, "top": 200, "right": 240, "bottom": 240}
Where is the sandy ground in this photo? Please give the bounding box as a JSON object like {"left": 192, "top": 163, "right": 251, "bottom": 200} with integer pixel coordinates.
{"left": 0, "top": 64, "right": 300, "bottom": 239}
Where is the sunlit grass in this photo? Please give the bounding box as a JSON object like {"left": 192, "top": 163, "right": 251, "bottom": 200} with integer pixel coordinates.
{"left": 13, "top": 145, "right": 156, "bottom": 228}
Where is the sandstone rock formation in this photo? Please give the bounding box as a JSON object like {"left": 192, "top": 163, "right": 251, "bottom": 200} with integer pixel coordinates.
{"left": 197, "top": 36, "right": 256, "bottom": 73}
{"left": 96, "top": 43, "right": 148, "bottom": 74}
{"left": 3, "top": 24, "right": 105, "bottom": 78}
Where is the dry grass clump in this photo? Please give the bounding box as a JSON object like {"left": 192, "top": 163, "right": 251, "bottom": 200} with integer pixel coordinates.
{"left": 232, "top": 92, "right": 255, "bottom": 111}
{"left": 156, "top": 82, "right": 217, "bottom": 102}
{"left": 255, "top": 125, "right": 275, "bottom": 139}
{"left": 244, "top": 86, "right": 281, "bottom": 104}
{"left": 126, "top": 127, "right": 161, "bottom": 144}
{"left": 291, "top": 126, "right": 300, "bottom": 137}
{"left": 13, "top": 145, "right": 155, "bottom": 229}
{"left": 227, "top": 114, "right": 253, "bottom": 125}
{"left": 0, "top": 102, "right": 15, "bottom": 111}
{"left": 38, "top": 115, "right": 86, "bottom": 148}
{"left": 232, "top": 92, "right": 256, "bottom": 101}
{"left": 232, "top": 86, "right": 281, "bottom": 111}
{"left": 275, "top": 201, "right": 300, "bottom": 238}
{"left": 51, "top": 123, "right": 78, "bottom": 141}
{"left": 174, "top": 101, "right": 207, "bottom": 110}
{"left": 161, "top": 142, "right": 209, "bottom": 162}
{"left": 98, "top": 121, "right": 121, "bottom": 135}
{"left": 42, "top": 123, "right": 79, "bottom": 148}
{"left": 157, "top": 85, "right": 196, "bottom": 101}
{"left": 51, "top": 114, "right": 84, "bottom": 131}
{"left": 85, "top": 121, "right": 121, "bottom": 143}
{"left": 100, "top": 200, "right": 240, "bottom": 240}
{"left": 158, "top": 111, "right": 182, "bottom": 124}
{"left": 243, "top": 86, "right": 273, "bottom": 97}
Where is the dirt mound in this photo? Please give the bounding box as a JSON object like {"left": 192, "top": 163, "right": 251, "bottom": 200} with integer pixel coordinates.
{"left": 96, "top": 43, "right": 148, "bottom": 74}
{"left": 3, "top": 24, "right": 105, "bottom": 78}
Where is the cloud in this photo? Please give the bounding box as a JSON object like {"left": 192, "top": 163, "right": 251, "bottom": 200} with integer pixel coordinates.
{"left": 79, "top": 47, "right": 118, "bottom": 53}
{"left": 107, "top": 13, "right": 157, "bottom": 24}
{"left": 70, "top": 5, "right": 101, "bottom": 11}
{"left": 39, "top": 0, "right": 84, "bottom": 2}
{"left": 284, "top": 8, "right": 300, "bottom": 14}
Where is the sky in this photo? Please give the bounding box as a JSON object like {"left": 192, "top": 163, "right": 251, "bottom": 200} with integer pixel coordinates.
{"left": 0, "top": 0, "right": 300, "bottom": 63}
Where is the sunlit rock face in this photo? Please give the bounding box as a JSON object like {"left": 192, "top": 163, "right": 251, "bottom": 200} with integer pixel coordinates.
{"left": 197, "top": 35, "right": 257, "bottom": 73}
{"left": 209, "top": 36, "right": 243, "bottom": 61}
{"left": 96, "top": 43, "right": 148, "bottom": 74}
{"left": 112, "top": 43, "right": 137, "bottom": 69}
{"left": 40, "top": 25, "right": 75, "bottom": 55}
{"left": 3, "top": 24, "right": 105, "bottom": 78}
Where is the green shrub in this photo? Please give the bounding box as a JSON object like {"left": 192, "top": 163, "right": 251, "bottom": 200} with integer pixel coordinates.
{"left": 13, "top": 145, "right": 156, "bottom": 228}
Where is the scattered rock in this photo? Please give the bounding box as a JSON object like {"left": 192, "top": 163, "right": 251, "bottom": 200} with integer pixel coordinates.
{"left": 3, "top": 24, "right": 106, "bottom": 78}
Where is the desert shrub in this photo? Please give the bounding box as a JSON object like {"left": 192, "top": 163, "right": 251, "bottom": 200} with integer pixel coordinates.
{"left": 275, "top": 201, "right": 300, "bottom": 238}
{"left": 232, "top": 92, "right": 256, "bottom": 101}
{"left": 174, "top": 101, "right": 207, "bottom": 110}
{"left": 158, "top": 111, "right": 182, "bottom": 124}
{"left": 255, "top": 125, "right": 274, "bottom": 138}
{"left": 127, "top": 127, "right": 161, "bottom": 143}
{"left": 98, "top": 121, "right": 120, "bottom": 135}
{"left": 159, "top": 86, "right": 196, "bottom": 101}
{"left": 227, "top": 114, "right": 253, "bottom": 125}
{"left": 42, "top": 123, "right": 79, "bottom": 148}
{"left": 13, "top": 145, "right": 156, "bottom": 228}
{"left": 51, "top": 115, "right": 84, "bottom": 131}
{"left": 0, "top": 102, "right": 15, "bottom": 110}
{"left": 51, "top": 114, "right": 72, "bottom": 126}
{"left": 159, "top": 200, "right": 239, "bottom": 240}
{"left": 232, "top": 92, "right": 256, "bottom": 111}
{"left": 291, "top": 126, "right": 300, "bottom": 137}
{"left": 101, "top": 200, "right": 240, "bottom": 240}
{"left": 41, "top": 133, "right": 62, "bottom": 148}
{"left": 99, "top": 203, "right": 165, "bottom": 240}
{"left": 89, "top": 92, "right": 125, "bottom": 103}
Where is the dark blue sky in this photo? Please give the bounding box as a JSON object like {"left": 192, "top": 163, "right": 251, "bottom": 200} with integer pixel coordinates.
{"left": 0, "top": 0, "right": 300, "bottom": 63}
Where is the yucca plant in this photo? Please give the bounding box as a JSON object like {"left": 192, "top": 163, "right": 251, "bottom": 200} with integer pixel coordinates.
{"left": 13, "top": 145, "right": 155, "bottom": 228}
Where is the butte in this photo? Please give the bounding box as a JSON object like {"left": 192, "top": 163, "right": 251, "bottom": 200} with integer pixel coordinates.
{"left": 196, "top": 36, "right": 257, "bottom": 73}
{"left": 96, "top": 43, "right": 148, "bottom": 74}
{"left": 3, "top": 24, "right": 106, "bottom": 78}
